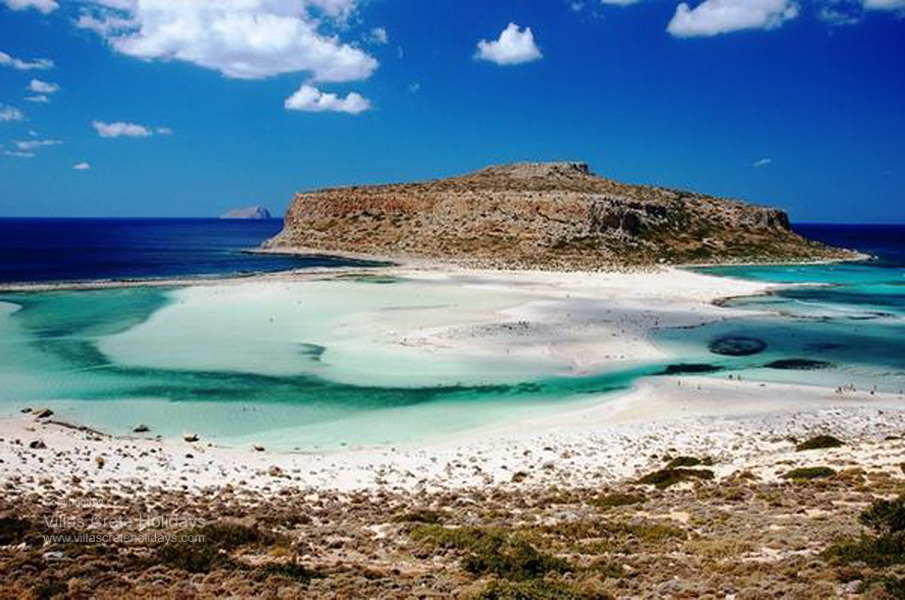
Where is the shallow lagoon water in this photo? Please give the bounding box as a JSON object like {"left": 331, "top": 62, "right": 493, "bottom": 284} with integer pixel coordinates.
{"left": 0, "top": 281, "right": 664, "bottom": 448}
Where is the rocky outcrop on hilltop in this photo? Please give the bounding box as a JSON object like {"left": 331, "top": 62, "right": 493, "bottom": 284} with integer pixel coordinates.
{"left": 263, "top": 162, "right": 854, "bottom": 269}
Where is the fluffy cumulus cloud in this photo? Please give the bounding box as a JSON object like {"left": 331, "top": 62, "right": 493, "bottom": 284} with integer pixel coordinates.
{"left": 284, "top": 84, "right": 371, "bottom": 114}
{"left": 28, "top": 79, "right": 60, "bottom": 94}
{"left": 0, "top": 51, "right": 53, "bottom": 71}
{"left": 73, "top": 162, "right": 91, "bottom": 170}
{"left": 75, "top": 0, "right": 378, "bottom": 82}
{"left": 475, "top": 23, "right": 543, "bottom": 66}
{"left": 92, "top": 120, "right": 172, "bottom": 138}
{"left": 0, "top": 105, "right": 25, "bottom": 121}
{"left": 668, "top": 0, "right": 800, "bottom": 37}
{"left": 2, "top": 0, "right": 58, "bottom": 13}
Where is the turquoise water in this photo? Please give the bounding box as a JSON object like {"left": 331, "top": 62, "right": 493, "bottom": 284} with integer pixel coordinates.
{"left": 672, "top": 259, "right": 905, "bottom": 393}
{"left": 0, "top": 284, "right": 664, "bottom": 448}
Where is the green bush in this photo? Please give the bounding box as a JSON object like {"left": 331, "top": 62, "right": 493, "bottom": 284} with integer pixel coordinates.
{"left": 256, "top": 561, "right": 323, "bottom": 583}
{"left": 393, "top": 509, "right": 445, "bottom": 524}
{"left": 0, "top": 517, "right": 31, "bottom": 545}
{"left": 824, "top": 495, "right": 905, "bottom": 568}
{"left": 796, "top": 435, "right": 845, "bottom": 451}
{"left": 860, "top": 495, "right": 905, "bottom": 535}
{"left": 590, "top": 492, "right": 645, "bottom": 510}
{"left": 664, "top": 456, "right": 712, "bottom": 469}
{"left": 782, "top": 467, "right": 836, "bottom": 480}
{"left": 824, "top": 533, "right": 905, "bottom": 567}
{"left": 462, "top": 535, "right": 570, "bottom": 581}
{"left": 637, "top": 468, "right": 715, "bottom": 489}
{"left": 476, "top": 578, "right": 612, "bottom": 600}
{"left": 153, "top": 522, "right": 284, "bottom": 573}
{"left": 410, "top": 525, "right": 570, "bottom": 581}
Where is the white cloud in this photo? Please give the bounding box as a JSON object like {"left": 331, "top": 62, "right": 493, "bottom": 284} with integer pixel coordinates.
{"left": 25, "top": 95, "right": 49, "bottom": 103}
{"left": 93, "top": 120, "right": 172, "bottom": 138}
{"left": 2, "top": 0, "right": 58, "bottom": 13}
{"left": 28, "top": 79, "right": 60, "bottom": 94}
{"left": 863, "top": 0, "right": 905, "bottom": 9}
{"left": 0, "top": 105, "right": 25, "bottom": 121}
{"left": 0, "top": 51, "right": 53, "bottom": 71}
{"left": 475, "top": 23, "right": 543, "bottom": 65}
{"left": 73, "top": 162, "right": 91, "bottom": 170}
{"left": 753, "top": 157, "right": 772, "bottom": 167}
{"left": 284, "top": 83, "right": 371, "bottom": 114}
{"left": 668, "top": 0, "right": 799, "bottom": 37}
{"left": 817, "top": 0, "right": 863, "bottom": 25}
{"left": 76, "top": 1, "right": 378, "bottom": 82}
{"left": 368, "top": 27, "right": 388, "bottom": 45}
{"left": 13, "top": 139, "right": 61, "bottom": 151}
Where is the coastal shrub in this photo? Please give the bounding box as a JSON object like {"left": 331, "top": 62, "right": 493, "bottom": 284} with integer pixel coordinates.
{"left": 462, "top": 535, "right": 570, "bottom": 580}
{"left": 409, "top": 524, "right": 493, "bottom": 550}
{"left": 154, "top": 523, "right": 284, "bottom": 573}
{"left": 824, "top": 533, "right": 905, "bottom": 567}
{"left": 0, "top": 517, "right": 31, "bottom": 545}
{"left": 196, "top": 522, "right": 283, "bottom": 549}
{"left": 155, "top": 540, "right": 234, "bottom": 573}
{"left": 590, "top": 492, "right": 645, "bottom": 510}
{"left": 410, "top": 525, "right": 570, "bottom": 581}
{"left": 476, "top": 578, "right": 612, "bottom": 600}
{"left": 33, "top": 578, "right": 68, "bottom": 600}
{"left": 824, "top": 495, "right": 905, "bottom": 568}
{"left": 796, "top": 435, "right": 845, "bottom": 451}
{"left": 637, "top": 467, "right": 715, "bottom": 489}
{"left": 393, "top": 509, "right": 445, "bottom": 524}
{"left": 256, "top": 561, "right": 323, "bottom": 584}
{"left": 782, "top": 467, "right": 836, "bottom": 481}
{"left": 859, "top": 495, "right": 905, "bottom": 535}
{"left": 664, "top": 456, "right": 713, "bottom": 469}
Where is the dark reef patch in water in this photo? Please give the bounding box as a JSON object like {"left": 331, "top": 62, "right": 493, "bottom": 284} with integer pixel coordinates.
{"left": 298, "top": 343, "right": 326, "bottom": 361}
{"left": 803, "top": 342, "right": 843, "bottom": 353}
{"left": 708, "top": 336, "right": 767, "bottom": 357}
{"left": 764, "top": 358, "right": 833, "bottom": 370}
{"left": 660, "top": 364, "right": 722, "bottom": 375}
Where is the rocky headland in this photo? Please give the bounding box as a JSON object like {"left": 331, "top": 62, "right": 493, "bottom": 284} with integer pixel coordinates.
{"left": 263, "top": 162, "right": 856, "bottom": 269}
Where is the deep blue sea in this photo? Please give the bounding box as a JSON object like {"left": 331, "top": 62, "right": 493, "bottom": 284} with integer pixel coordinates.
{"left": 0, "top": 218, "right": 375, "bottom": 284}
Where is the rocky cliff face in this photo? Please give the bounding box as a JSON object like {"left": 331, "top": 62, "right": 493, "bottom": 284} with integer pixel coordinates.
{"left": 263, "top": 162, "right": 853, "bottom": 269}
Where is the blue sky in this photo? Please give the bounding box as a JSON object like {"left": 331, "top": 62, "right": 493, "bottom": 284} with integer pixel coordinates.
{"left": 0, "top": 0, "right": 903, "bottom": 222}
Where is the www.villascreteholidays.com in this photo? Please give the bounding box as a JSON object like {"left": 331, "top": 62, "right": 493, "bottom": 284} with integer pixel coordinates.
{"left": 41, "top": 512, "right": 207, "bottom": 545}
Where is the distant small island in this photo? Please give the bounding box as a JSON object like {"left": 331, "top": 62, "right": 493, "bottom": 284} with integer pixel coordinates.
{"left": 262, "top": 162, "right": 856, "bottom": 269}
{"left": 221, "top": 205, "right": 272, "bottom": 219}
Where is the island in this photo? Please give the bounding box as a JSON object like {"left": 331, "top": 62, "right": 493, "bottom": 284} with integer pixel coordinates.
{"left": 262, "top": 162, "right": 855, "bottom": 267}
{"left": 220, "top": 205, "right": 272, "bottom": 219}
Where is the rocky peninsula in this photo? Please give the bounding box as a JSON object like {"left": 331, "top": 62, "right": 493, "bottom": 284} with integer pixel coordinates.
{"left": 262, "top": 162, "right": 855, "bottom": 268}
